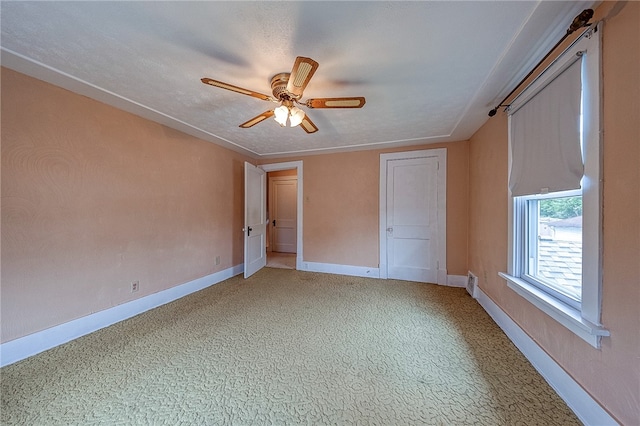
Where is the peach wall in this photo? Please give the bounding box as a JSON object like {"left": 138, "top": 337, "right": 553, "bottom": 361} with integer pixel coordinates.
{"left": 468, "top": 2, "right": 639, "bottom": 423}
{"left": 262, "top": 140, "right": 469, "bottom": 276}
{"left": 300, "top": 150, "right": 380, "bottom": 267}
{"left": 1, "top": 68, "right": 250, "bottom": 342}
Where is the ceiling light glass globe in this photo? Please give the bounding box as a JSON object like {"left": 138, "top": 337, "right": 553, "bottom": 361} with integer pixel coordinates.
{"left": 274, "top": 105, "right": 289, "bottom": 126}
{"left": 289, "top": 106, "right": 305, "bottom": 127}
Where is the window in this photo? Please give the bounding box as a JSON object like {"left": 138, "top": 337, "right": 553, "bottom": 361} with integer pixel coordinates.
{"left": 500, "top": 23, "right": 608, "bottom": 348}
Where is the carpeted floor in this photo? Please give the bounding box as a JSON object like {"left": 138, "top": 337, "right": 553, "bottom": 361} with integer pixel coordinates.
{"left": 1, "top": 268, "right": 580, "bottom": 425}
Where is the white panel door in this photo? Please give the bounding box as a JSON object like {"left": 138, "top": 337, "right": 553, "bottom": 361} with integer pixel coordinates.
{"left": 244, "top": 162, "right": 267, "bottom": 278}
{"left": 386, "top": 157, "right": 439, "bottom": 283}
{"left": 270, "top": 177, "right": 297, "bottom": 253}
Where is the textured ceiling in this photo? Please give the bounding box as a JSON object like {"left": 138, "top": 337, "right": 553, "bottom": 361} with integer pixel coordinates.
{"left": 1, "top": 1, "right": 592, "bottom": 158}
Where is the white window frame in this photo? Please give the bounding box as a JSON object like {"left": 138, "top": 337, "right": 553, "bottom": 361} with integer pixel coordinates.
{"left": 500, "top": 23, "right": 609, "bottom": 348}
{"left": 517, "top": 189, "right": 583, "bottom": 309}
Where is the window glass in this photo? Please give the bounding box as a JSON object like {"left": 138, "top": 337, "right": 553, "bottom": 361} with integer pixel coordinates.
{"left": 525, "top": 195, "right": 582, "bottom": 306}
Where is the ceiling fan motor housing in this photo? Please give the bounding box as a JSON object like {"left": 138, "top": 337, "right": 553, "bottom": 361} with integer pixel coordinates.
{"left": 271, "top": 73, "right": 296, "bottom": 100}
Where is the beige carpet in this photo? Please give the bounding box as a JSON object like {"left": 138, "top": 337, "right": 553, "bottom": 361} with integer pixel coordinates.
{"left": 1, "top": 268, "right": 579, "bottom": 425}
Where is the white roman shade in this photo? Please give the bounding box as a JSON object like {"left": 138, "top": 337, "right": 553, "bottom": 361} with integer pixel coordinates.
{"left": 508, "top": 57, "right": 583, "bottom": 197}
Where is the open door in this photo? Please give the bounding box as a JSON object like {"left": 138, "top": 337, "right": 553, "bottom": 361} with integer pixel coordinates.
{"left": 244, "top": 162, "right": 267, "bottom": 278}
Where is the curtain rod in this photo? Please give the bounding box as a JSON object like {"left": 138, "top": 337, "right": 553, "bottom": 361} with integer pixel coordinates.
{"left": 488, "top": 8, "right": 594, "bottom": 117}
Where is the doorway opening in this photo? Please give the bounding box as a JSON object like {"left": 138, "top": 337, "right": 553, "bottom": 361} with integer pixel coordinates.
{"left": 260, "top": 161, "right": 303, "bottom": 270}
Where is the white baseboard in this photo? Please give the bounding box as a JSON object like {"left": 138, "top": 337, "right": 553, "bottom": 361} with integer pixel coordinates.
{"left": 301, "top": 261, "right": 380, "bottom": 278}
{"left": 0, "top": 264, "right": 243, "bottom": 367}
{"left": 299, "top": 263, "right": 468, "bottom": 289}
{"left": 476, "top": 288, "right": 618, "bottom": 426}
{"left": 446, "top": 274, "right": 467, "bottom": 288}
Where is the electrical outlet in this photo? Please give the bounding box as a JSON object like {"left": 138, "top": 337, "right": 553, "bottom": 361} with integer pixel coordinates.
{"left": 215, "top": 256, "right": 221, "bottom": 265}
{"left": 131, "top": 280, "right": 139, "bottom": 293}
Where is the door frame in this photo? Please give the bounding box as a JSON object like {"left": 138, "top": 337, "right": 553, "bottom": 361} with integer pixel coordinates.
{"left": 260, "top": 161, "right": 303, "bottom": 270}
{"left": 379, "top": 149, "right": 447, "bottom": 284}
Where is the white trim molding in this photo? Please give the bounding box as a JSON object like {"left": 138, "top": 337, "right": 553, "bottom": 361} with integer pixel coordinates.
{"left": 499, "top": 273, "right": 609, "bottom": 348}
{"left": 0, "top": 265, "right": 243, "bottom": 367}
{"left": 301, "top": 261, "right": 380, "bottom": 279}
{"left": 446, "top": 274, "right": 468, "bottom": 288}
{"left": 477, "top": 287, "right": 618, "bottom": 426}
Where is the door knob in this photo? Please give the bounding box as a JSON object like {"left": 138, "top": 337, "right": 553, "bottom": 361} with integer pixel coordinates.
{"left": 387, "top": 227, "right": 393, "bottom": 233}
{"left": 273, "top": 220, "right": 276, "bottom": 226}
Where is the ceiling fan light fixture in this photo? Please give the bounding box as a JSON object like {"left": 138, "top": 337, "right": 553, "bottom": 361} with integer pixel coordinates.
{"left": 289, "top": 106, "right": 305, "bottom": 127}
{"left": 274, "top": 105, "right": 289, "bottom": 127}
{"left": 273, "top": 103, "right": 305, "bottom": 128}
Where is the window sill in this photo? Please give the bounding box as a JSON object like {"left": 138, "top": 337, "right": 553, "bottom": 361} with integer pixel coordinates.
{"left": 498, "top": 273, "right": 609, "bottom": 348}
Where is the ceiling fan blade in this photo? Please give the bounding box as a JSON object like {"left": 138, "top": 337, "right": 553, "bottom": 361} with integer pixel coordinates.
{"left": 305, "top": 97, "right": 366, "bottom": 108}
{"left": 286, "top": 56, "right": 319, "bottom": 99}
{"left": 299, "top": 114, "right": 318, "bottom": 134}
{"left": 201, "top": 78, "right": 273, "bottom": 101}
{"left": 239, "top": 110, "right": 274, "bottom": 128}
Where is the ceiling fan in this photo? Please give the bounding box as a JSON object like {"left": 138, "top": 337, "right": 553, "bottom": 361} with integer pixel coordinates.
{"left": 201, "top": 56, "right": 365, "bottom": 134}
